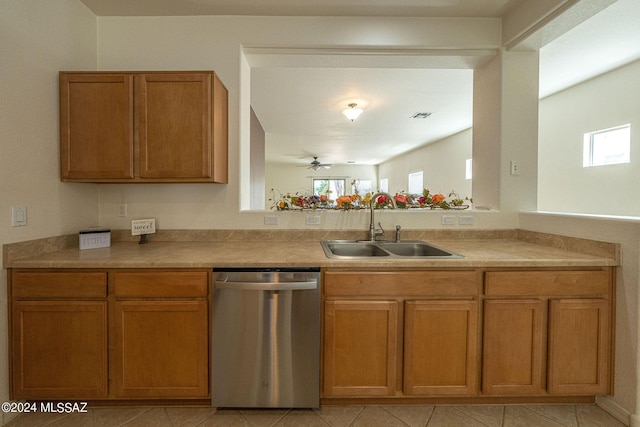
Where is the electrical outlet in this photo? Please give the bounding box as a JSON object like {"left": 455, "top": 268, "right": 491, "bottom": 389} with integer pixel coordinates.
{"left": 441, "top": 215, "right": 455, "bottom": 225}
{"left": 264, "top": 215, "right": 279, "bottom": 226}
{"left": 459, "top": 216, "right": 474, "bottom": 225}
{"left": 305, "top": 215, "right": 321, "bottom": 225}
{"left": 119, "top": 204, "right": 128, "bottom": 217}
{"left": 510, "top": 160, "right": 521, "bottom": 175}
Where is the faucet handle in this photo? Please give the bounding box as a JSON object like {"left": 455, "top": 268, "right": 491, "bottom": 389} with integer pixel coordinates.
{"left": 375, "top": 222, "right": 385, "bottom": 238}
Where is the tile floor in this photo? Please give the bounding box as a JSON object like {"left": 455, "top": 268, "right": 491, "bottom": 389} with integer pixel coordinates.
{"left": 5, "top": 404, "right": 627, "bottom": 426}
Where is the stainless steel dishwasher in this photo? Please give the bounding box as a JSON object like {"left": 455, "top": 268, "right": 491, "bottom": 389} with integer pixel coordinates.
{"left": 212, "top": 268, "right": 320, "bottom": 408}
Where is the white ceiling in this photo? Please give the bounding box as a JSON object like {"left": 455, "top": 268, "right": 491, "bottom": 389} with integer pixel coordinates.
{"left": 80, "top": 0, "right": 640, "bottom": 167}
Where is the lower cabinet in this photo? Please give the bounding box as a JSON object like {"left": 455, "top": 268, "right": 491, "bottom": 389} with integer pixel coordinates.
{"left": 112, "top": 301, "right": 209, "bottom": 398}
{"left": 322, "top": 270, "right": 480, "bottom": 398}
{"left": 12, "top": 301, "right": 108, "bottom": 399}
{"left": 482, "top": 270, "right": 613, "bottom": 397}
{"left": 547, "top": 298, "right": 611, "bottom": 395}
{"left": 323, "top": 268, "right": 614, "bottom": 401}
{"left": 10, "top": 271, "right": 108, "bottom": 399}
{"left": 404, "top": 300, "right": 477, "bottom": 396}
{"left": 10, "top": 266, "right": 614, "bottom": 403}
{"left": 111, "top": 271, "right": 209, "bottom": 398}
{"left": 9, "top": 269, "right": 210, "bottom": 401}
{"left": 324, "top": 300, "right": 399, "bottom": 396}
{"left": 482, "top": 299, "right": 546, "bottom": 395}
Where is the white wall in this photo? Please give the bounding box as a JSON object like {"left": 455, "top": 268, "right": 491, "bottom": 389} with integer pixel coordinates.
{"left": 538, "top": 59, "right": 640, "bottom": 216}
{"left": 378, "top": 128, "right": 472, "bottom": 198}
{"left": 94, "top": 15, "right": 540, "bottom": 231}
{"left": 533, "top": 58, "right": 640, "bottom": 425}
{"left": 0, "top": 0, "right": 98, "bottom": 424}
{"left": 250, "top": 108, "right": 266, "bottom": 209}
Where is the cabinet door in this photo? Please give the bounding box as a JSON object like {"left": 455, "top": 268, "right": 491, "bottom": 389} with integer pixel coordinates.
{"left": 59, "top": 73, "right": 134, "bottom": 180}
{"left": 482, "top": 299, "right": 545, "bottom": 395}
{"left": 136, "top": 73, "right": 212, "bottom": 179}
{"left": 404, "top": 300, "right": 478, "bottom": 396}
{"left": 548, "top": 299, "right": 611, "bottom": 395}
{"left": 112, "top": 300, "right": 209, "bottom": 398}
{"left": 323, "top": 300, "right": 398, "bottom": 396}
{"left": 12, "top": 301, "right": 108, "bottom": 399}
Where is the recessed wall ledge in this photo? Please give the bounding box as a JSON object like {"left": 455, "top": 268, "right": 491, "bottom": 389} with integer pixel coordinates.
{"left": 3, "top": 228, "right": 619, "bottom": 267}
{"left": 532, "top": 210, "right": 640, "bottom": 223}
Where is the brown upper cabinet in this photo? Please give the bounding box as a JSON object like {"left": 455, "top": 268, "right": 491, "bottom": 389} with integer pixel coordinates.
{"left": 59, "top": 71, "right": 228, "bottom": 183}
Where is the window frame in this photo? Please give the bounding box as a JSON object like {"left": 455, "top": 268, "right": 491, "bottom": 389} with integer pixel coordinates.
{"left": 583, "top": 124, "right": 631, "bottom": 168}
{"left": 407, "top": 171, "right": 423, "bottom": 194}
{"left": 312, "top": 178, "right": 346, "bottom": 198}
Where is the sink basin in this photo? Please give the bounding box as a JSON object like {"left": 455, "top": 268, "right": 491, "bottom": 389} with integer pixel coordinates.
{"left": 321, "top": 240, "right": 464, "bottom": 259}
{"left": 324, "top": 242, "right": 390, "bottom": 257}
{"left": 377, "top": 241, "right": 457, "bottom": 257}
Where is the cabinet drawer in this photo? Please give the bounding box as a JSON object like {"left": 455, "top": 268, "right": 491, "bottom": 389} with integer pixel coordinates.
{"left": 12, "top": 272, "right": 107, "bottom": 298}
{"left": 113, "top": 271, "right": 209, "bottom": 298}
{"left": 324, "top": 271, "right": 478, "bottom": 297}
{"left": 484, "top": 270, "right": 611, "bottom": 297}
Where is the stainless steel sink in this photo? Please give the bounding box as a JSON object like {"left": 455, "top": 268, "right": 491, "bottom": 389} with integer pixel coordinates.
{"left": 320, "top": 240, "right": 464, "bottom": 259}
{"left": 377, "top": 241, "right": 458, "bottom": 257}
{"left": 323, "top": 241, "right": 390, "bottom": 258}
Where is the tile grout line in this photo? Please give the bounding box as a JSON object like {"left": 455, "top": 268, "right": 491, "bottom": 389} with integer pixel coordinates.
{"left": 423, "top": 405, "right": 436, "bottom": 427}
{"left": 449, "top": 405, "right": 496, "bottom": 427}
{"left": 347, "top": 406, "right": 366, "bottom": 427}
{"left": 379, "top": 406, "right": 412, "bottom": 427}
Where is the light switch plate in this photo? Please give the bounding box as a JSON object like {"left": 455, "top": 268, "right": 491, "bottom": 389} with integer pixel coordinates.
{"left": 131, "top": 218, "right": 156, "bottom": 235}
{"left": 11, "top": 206, "right": 27, "bottom": 227}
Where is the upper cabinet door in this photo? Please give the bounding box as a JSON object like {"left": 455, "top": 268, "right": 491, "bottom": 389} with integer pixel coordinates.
{"left": 60, "top": 73, "right": 134, "bottom": 180}
{"left": 59, "top": 71, "right": 228, "bottom": 183}
{"left": 136, "top": 73, "right": 212, "bottom": 180}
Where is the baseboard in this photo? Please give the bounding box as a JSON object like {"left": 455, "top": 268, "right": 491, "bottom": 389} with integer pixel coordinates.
{"left": 597, "top": 395, "right": 631, "bottom": 426}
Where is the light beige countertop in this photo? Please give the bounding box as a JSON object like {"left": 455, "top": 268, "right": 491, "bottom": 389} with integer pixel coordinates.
{"left": 3, "top": 229, "right": 619, "bottom": 269}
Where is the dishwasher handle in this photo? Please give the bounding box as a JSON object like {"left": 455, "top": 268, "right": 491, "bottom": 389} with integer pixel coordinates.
{"left": 214, "top": 279, "right": 317, "bottom": 291}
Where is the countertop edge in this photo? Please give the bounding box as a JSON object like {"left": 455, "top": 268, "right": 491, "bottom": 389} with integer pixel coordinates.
{"left": 3, "top": 229, "right": 619, "bottom": 269}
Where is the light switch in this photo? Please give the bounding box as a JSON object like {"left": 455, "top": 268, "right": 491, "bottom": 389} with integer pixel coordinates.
{"left": 11, "top": 206, "right": 27, "bottom": 227}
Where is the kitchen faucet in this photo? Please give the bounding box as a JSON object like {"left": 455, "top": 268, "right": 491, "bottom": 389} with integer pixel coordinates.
{"left": 369, "top": 192, "right": 396, "bottom": 241}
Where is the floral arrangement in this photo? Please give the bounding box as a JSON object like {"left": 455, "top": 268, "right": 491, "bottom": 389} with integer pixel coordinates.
{"left": 269, "top": 188, "right": 472, "bottom": 211}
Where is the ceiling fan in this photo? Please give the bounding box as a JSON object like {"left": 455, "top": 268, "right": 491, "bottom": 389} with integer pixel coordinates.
{"left": 304, "top": 156, "right": 333, "bottom": 170}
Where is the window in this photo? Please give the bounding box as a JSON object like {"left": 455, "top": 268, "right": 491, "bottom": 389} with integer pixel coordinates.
{"left": 466, "top": 158, "right": 473, "bottom": 180}
{"left": 379, "top": 178, "right": 389, "bottom": 192}
{"left": 408, "top": 171, "right": 423, "bottom": 194}
{"left": 313, "top": 179, "right": 345, "bottom": 197}
{"left": 583, "top": 124, "right": 631, "bottom": 167}
{"left": 355, "top": 180, "right": 372, "bottom": 194}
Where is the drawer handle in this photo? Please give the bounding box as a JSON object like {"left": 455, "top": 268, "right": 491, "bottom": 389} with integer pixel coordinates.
{"left": 214, "top": 280, "right": 317, "bottom": 291}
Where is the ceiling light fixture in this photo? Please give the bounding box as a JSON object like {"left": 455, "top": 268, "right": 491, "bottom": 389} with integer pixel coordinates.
{"left": 342, "top": 103, "right": 363, "bottom": 122}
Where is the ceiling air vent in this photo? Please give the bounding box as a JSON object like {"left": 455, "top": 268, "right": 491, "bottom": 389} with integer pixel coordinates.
{"left": 411, "top": 112, "right": 432, "bottom": 119}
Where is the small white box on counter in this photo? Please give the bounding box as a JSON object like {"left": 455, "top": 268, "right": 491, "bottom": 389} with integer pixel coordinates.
{"left": 79, "top": 228, "right": 111, "bottom": 250}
